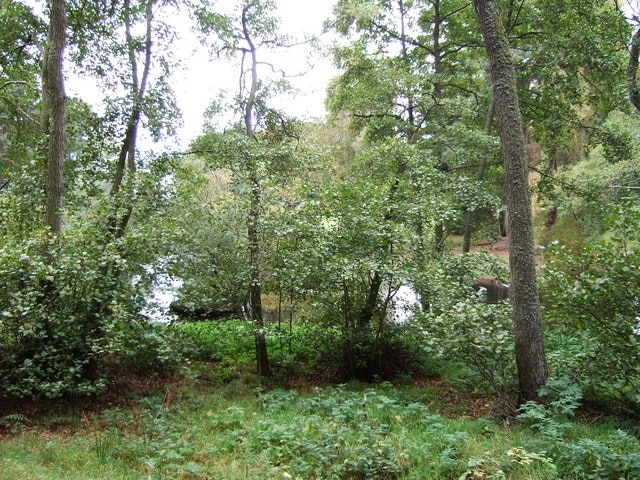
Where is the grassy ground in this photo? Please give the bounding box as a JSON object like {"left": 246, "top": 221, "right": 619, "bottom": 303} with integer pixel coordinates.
{"left": 1, "top": 361, "right": 639, "bottom": 480}
{"left": 1, "top": 318, "right": 639, "bottom": 479}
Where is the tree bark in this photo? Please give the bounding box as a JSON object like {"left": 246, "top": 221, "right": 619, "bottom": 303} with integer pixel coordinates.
{"left": 359, "top": 270, "right": 382, "bottom": 329}
{"left": 432, "top": 0, "right": 447, "bottom": 253}
{"left": 473, "top": 0, "right": 548, "bottom": 402}
{"left": 628, "top": 25, "right": 640, "bottom": 113}
{"left": 42, "top": 0, "right": 67, "bottom": 235}
{"left": 242, "top": 4, "right": 270, "bottom": 377}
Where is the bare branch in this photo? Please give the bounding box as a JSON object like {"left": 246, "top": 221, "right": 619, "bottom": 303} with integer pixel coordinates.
{"left": 255, "top": 61, "right": 311, "bottom": 78}
{"left": 0, "top": 80, "right": 34, "bottom": 92}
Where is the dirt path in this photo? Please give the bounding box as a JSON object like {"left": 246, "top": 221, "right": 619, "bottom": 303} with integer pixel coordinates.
{"left": 468, "top": 236, "right": 510, "bottom": 260}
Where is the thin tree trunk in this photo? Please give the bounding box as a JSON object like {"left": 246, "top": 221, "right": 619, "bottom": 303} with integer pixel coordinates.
{"left": 462, "top": 96, "right": 494, "bottom": 252}
{"left": 473, "top": 0, "right": 548, "bottom": 402}
{"left": 242, "top": 4, "right": 270, "bottom": 377}
{"left": 108, "top": 0, "right": 154, "bottom": 239}
{"left": 42, "top": 0, "right": 67, "bottom": 235}
{"left": 359, "top": 271, "right": 382, "bottom": 330}
{"left": 432, "top": 0, "right": 447, "bottom": 253}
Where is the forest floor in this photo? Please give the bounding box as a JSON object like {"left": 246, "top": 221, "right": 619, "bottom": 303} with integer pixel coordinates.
{"left": 0, "top": 365, "right": 500, "bottom": 439}
{"left": 469, "top": 235, "right": 510, "bottom": 260}
{"left": 1, "top": 362, "right": 635, "bottom": 480}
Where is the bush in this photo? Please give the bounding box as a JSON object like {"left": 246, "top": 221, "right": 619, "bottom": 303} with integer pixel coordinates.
{"left": 540, "top": 201, "right": 640, "bottom": 402}
{"left": 518, "top": 377, "right": 640, "bottom": 479}
{"left": 0, "top": 229, "right": 163, "bottom": 398}
{"left": 0, "top": 234, "right": 118, "bottom": 398}
{"left": 414, "top": 253, "right": 516, "bottom": 410}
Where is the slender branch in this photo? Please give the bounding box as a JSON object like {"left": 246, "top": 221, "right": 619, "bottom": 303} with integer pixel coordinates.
{"left": 256, "top": 61, "right": 311, "bottom": 78}
{"left": 0, "top": 80, "right": 34, "bottom": 91}
{"left": 353, "top": 111, "right": 405, "bottom": 122}
{"left": 0, "top": 95, "right": 40, "bottom": 125}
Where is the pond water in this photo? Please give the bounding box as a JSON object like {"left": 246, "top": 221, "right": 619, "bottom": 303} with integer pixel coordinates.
{"left": 141, "top": 273, "right": 183, "bottom": 323}
{"left": 392, "top": 284, "right": 421, "bottom": 324}
{"left": 141, "top": 276, "right": 423, "bottom": 325}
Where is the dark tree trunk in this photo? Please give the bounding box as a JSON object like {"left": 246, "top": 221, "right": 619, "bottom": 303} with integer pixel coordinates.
{"left": 249, "top": 173, "right": 270, "bottom": 377}
{"left": 42, "top": 0, "right": 67, "bottom": 235}
{"left": 628, "top": 25, "right": 640, "bottom": 113}
{"left": 432, "top": 0, "right": 447, "bottom": 253}
{"left": 359, "top": 271, "right": 382, "bottom": 329}
{"left": 473, "top": 0, "right": 548, "bottom": 402}
{"left": 107, "top": 0, "right": 154, "bottom": 239}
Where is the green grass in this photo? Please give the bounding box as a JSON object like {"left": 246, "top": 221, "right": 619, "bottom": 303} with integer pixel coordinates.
{"left": 2, "top": 319, "right": 640, "bottom": 479}
{"left": 2, "top": 377, "right": 639, "bottom": 480}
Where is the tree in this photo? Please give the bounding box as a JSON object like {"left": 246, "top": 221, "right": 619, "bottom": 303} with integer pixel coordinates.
{"left": 473, "top": 0, "right": 548, "bottom": 401}
{"left": 241, "top": 2, "right": 271, "bottom": 377}
{"left": 508, "top": 0, "right": 628, "bottom": 233}
{"left": 330, "top": 0, "right": 502, "bottom": 313}
{"left": 194, "top": 0, "right": 308, "bottom": 376}
{"left": 63, "top": 0, "right": 181, "bottom": 243}
{"left": 41, "top": 0, "right": 67, "bottom": 236}
{"left": 0, "top": 1, "right": 46, "bottom": 238}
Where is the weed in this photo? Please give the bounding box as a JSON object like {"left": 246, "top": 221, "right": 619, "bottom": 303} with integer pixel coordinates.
{"left": 0, "top": 413, "right": 29, "bottom": 433}
{"left": 2, "top": 382, "right": 640, "bottom": 479}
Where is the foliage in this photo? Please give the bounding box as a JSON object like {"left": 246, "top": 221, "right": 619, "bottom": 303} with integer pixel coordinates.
{"left": 0, "top": 232, "right": 118, "bottom": 398}
{"left": 177, "top": 319, "right": 254, "bottom": 365}
{"left": 0, "top": 1, "right": 46, "bottom": 237}
{"left": 518, "top": 376, "right": 584, "bottom": 441}
{"left": 415, "top": 253, "right": 516, "bottom": 408}
{"left": 0, "top": 382, "right": 564, "bottom": 480}
{"left": 509, "top": 0, "right": 629, "bottom": 145}
{"left": 540, "top": 200, "right": 640, "bottom": 401}
{"left": 518, "top": 377, "right": 640, "bottom": 479}
{"left": 330, "top": 0, "right": 503, "bottom": 245}
{"left": 538, "top": 110, "right": 640, "bottom": 239}
{"left": 8, "top": 380, "right": 640, "bottom": 479}
{"left": 68, "top": 0, "right": 182, "bottom": 141}
{"left": 0, "top": 206, "right": 183, "bottom": 398}
{"left": 273, "top": 139, "right": 437, "bottom": 379}
{"left": 100, "top": 319, "right": 197, "bottom": 374}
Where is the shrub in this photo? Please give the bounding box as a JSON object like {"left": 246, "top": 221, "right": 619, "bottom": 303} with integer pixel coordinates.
{"left": 519, "top": 377, "right": 640, "bottom": 479}
{"left": 540, "top": 201, "right": 640, "bottom": 403}
{"left": 414, "top": 253, "right": 516, "bottom": 410}
{"left": 0, "top": 229, "right": 164, "bottom": 398}
{"left": 0, "top": 234, "right": 118, "bottom": 398}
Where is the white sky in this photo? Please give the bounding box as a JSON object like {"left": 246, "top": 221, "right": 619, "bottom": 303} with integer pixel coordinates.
{"left": 63, "top": 0, "right": 339, "bottom": 147}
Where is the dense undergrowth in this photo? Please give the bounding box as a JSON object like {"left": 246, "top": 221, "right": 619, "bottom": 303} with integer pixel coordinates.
{"left": 1, "top": 319, "right": 640, "bottom": 480}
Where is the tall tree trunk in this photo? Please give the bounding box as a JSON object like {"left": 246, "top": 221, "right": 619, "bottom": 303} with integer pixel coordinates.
{"left": 628, "top": 25, "right": 640, "bottom": 113}
{"left": 473, "top": 0, "right": 548, "bottom": 402}
{"left": 432, "top": 0, "right": 447, "bottom": 253}
{"left": 42, "top": 0, "right": 67, "bottom": 235}
{"left": 242, "top": 5, "right": 270, "bottom": 377}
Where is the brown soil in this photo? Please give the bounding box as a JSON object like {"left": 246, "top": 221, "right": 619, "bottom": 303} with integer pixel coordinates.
{"left": 468, "top": 236, "right": 510, "bottom": 260}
